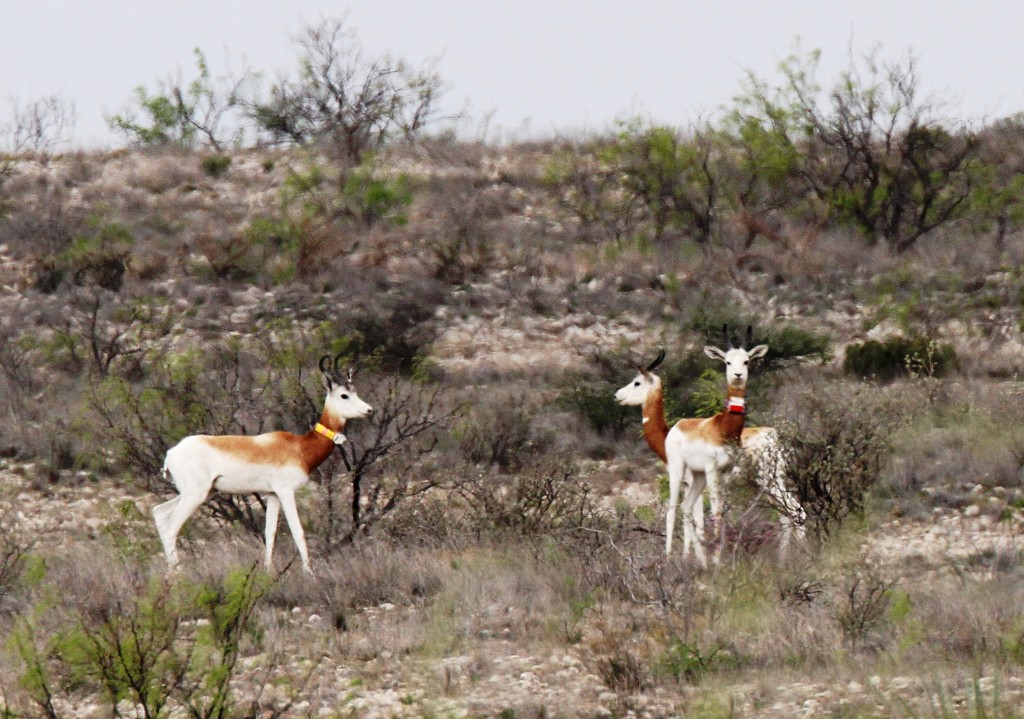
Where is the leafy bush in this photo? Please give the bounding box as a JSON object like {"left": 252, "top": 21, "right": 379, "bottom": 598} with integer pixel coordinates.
{"left": 844, "top": 335, "right": 958, "bottom": 380}
{"left": 556, "top": 382, "right": 632, "bottom": 436}
{"left": 777, "top": 383, "right": 905, "bottom": 539}
{"left": 761, "top": 324, "right": 832, "bottom": 368}
{"left": 11, "top": 566, "right": 271, "bottom": 719}
{"left": 201, "top": 153, "right": 232, "bottom": 177}
{"left": 48, "top": 210, "right": 135, "bottom": 292}
{"left": 342, "top": 166, "right": 413, "bottom": 226}
{"left": 655, "top": 640, "right": 739, "bottom": 684}
{"left": 250, "top": 17, "right": 446, "bottom": 165}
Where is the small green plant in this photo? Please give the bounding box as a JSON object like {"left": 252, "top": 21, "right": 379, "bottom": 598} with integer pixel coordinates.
{"left": 557, "top": 382, "right": 631, "bottom": 436}
{"left": 342, "top": 166, "right": 413, "bottom": 226}
{"left": 201, "top": 154, "right": 232, "bottom": 177}
{"left": 688, "top": 368, "right": 726, "bottom": 418}
{"left": 655, "top": 640, "right": 739, "bottom": 684}
{"left": 60, "top": 210, "right": 135, "bottom": 292}
{"left": 10, "top": 566, "right": 272, "bottom": 719}
{"left": 844, "top": 335, "right": 958, "bottom": 380}
{"left": 108, "top": 48, "right": 243, "bottom": 150}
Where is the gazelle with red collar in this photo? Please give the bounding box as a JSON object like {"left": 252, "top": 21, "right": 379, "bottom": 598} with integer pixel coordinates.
{"left": 153, "top": 354, "right": 373, "bottom": 575}
{"left": 616, "top": 329, "right": 804, "bottom": 564}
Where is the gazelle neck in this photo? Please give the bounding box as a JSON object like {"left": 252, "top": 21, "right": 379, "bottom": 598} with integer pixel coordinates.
{"left": 719, "top": 383, "right": 747, "bottom": 443}
{"left": 302, "top": 410, "right": 347, "bottom": 472}
{"left": 642, "top": 387, "right": 669, "bottom": 463}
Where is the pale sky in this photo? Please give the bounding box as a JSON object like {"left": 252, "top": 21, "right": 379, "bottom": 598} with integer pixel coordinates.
{"left": 2, "top": 1, "right": 1022, "bottom": 149}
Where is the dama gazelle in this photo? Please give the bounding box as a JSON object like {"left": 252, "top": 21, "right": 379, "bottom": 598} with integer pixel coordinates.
{"left": 615, "top": 331, "right": 804, "bottom": 564}
{"left": 153, "top": 354, "right": 373, "bottom": 575}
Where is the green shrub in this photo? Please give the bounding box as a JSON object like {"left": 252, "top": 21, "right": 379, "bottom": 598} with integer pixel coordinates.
{"left": 844, "top": 336, "right": 958, "bottom": 380}
{"left": 342, "top": 167, "right": 413, "bottom": 226}
{"left": 655, "top": 640, "right": 739, "bottom": 683}
{"left": 61, "top": 211, "right": 135, "bottom": 292}
{"left": 688, "top": 309, "right": 832, "bottom": 369}
{"left": 11, "top": 567, "right": 271, "bottom": 719}
{"left": 777, "top": 383, "right": 904, "bottom": 539}
{"left": 761, "top": 324, "right": 832, "bottom": 368}
{"left": 557, "top": 383, "right": 631, "bottom": 436}
{"left": 200, "top": 153, "right": 231, "bottom": 177}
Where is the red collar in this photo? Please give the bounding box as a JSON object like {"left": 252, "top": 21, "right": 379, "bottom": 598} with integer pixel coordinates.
{"left": 726, "top": 397, "right": 746, "bottom": 414}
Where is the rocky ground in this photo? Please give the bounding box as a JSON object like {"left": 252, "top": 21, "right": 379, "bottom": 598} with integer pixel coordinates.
{"left": 3, "top": 460, "right": 1022, "bottom": 718}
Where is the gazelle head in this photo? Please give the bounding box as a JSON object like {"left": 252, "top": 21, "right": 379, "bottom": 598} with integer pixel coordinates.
{"left": 615, "top": 348, "right": 666, "bottom": 406}
{"left": 319, "top": 354, "right": 374, "bottom": 420}
{"left": 703, "top": 325, "right": 768, "bottom": 389}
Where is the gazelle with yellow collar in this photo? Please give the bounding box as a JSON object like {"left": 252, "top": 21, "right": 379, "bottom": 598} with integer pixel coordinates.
{"left": 153, "top": 354, "right": 373, "bottom": 574}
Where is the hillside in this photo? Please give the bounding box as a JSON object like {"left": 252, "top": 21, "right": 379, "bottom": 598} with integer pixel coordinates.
{"left": 1, "top": 142, "right": 1024, "bottom": 718}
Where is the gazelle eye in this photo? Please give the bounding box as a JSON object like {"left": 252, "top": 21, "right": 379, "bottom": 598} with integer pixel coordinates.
{"left": 341, "top": 393, "right": 349, "bottom": 400}
{"left": 634, "top": 381, "right": 641, "bottom": 386}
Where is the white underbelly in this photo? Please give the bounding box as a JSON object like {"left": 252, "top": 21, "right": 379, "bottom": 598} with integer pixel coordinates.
{"left": 210, "top": 465, "right": 306, "bottom": 494}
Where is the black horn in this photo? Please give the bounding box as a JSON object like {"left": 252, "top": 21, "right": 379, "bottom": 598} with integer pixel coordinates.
{"left": 744, "top": 325, "right": 753, "bottom": 349}
{"left": 722, "top": 324, "right": 733, "bottom": 350}
{"left": 319, "top": 355, "right": 333, "bottom": 374}
{"left": 646, "top": 348, "right": 666, "bottom": 372}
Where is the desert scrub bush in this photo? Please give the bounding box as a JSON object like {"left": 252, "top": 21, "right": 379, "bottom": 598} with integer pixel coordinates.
{"left": 844, "top": 335, "right": 958, "bottom": 380}
{"left": 833, "top": 568, "right": 899, "bottom": 650}
{"left": 314, "top": 369, "right": 457, "bottom": 547}
{"left": 339, "top": 278, "right": 447, "bottom": 373}
{"left": 603, "top": 118, "right": 721, "bottom": 245}
{"left": 108, "top": 48, "right": 248, "bottom": 150}
{"left": 265, "top": 541, "right": 445, "bottom": 623}
{"left": 654, "top": 639, "right": 740, "bottom": 685}
{"left": 880, "top": 382, "right": 1024, "bottom": 514}
{"left": 424, "top": 182, "right": 499, "bottom": 284}
{"left": 342, "top": 164, "right": 413, "bottom": 227}
{"left": 0, "top": 182, "right": 89, "bottom": 292}
{"left": 9, "top": 565, "right": 272, "bottom": 719}
{"left": 0, "top": 499, "right": 33, "bottom": 611}
{"left": 776, "top": 381, "right": 906, "bottom": 540}
{"left": 61, "top": 209, "right": 135, "bottom": 292}
{"left": 200, "top": 153, "right": 231, "bottom": 177}
{"left": 542, "top": 137, "right": 643, "bottom": 244}
{"left": 451, "top": 390, "right": 544, "bottom": 472}
{"left": 250, "top": 17, "right": 447, "bottom": 165}
{"left": 195, "top": 215, "right": 305, "bottom": 283}
{"left": 425, "top": 461, "right": 609, "bottom": 548}
{"left": 556, "top": 379, "right": 632, "bottom": 438}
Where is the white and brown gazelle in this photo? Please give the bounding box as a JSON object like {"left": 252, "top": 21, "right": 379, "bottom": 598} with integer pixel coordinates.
{"left": 615, "top": 329, "right": 804, "bottom": 564}
{"left": 153, "top": 354, "right": 373, "bottom": 574}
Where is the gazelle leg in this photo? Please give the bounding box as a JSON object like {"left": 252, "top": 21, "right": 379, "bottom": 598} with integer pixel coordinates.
{"left": 665, "top": 453, "right": 685, "bottom": 556}
{"left": 705, "top": 466, "right": 725, "bottom": 566}
{"left": 683, "top": 471, "right": 707, "bottom": 567}
{"left": 155, "top": 491, "right": 208, "bottom": 570}
{"left": 152, "top": 496, "right": 180, "bottom": 565}
{"left": 276, "top": 490, "right": 313, "bottom": 575}
{"left": 264, "top": 494, "right": 281, "bottom": 570}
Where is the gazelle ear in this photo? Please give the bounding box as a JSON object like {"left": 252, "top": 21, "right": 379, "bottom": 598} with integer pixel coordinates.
{"left": 704, "top": 345, "right": 727, "bottom": 362}
{"left": 748, "top": 344, "right": 769, "bottom": 360}
{"left": 322, "top": 373, "right": 334, "bottom": 391}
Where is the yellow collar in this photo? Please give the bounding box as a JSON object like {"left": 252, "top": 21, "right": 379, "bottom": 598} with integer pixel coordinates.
{"left": 314, "top": 423, "right": 339, "bottom": 441}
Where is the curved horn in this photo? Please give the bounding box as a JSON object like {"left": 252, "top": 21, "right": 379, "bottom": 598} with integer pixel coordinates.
{"left": 722, "top": 324, "right": 732, "bottom": 350}
{"left": 744, "top": 325, "right": 753, "bottom": 349}
{"left": 646, "top": 348, "right": 666, "bottom": 372}
{"left": 319, "top": 355, "right": 333, "bottom": 374}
